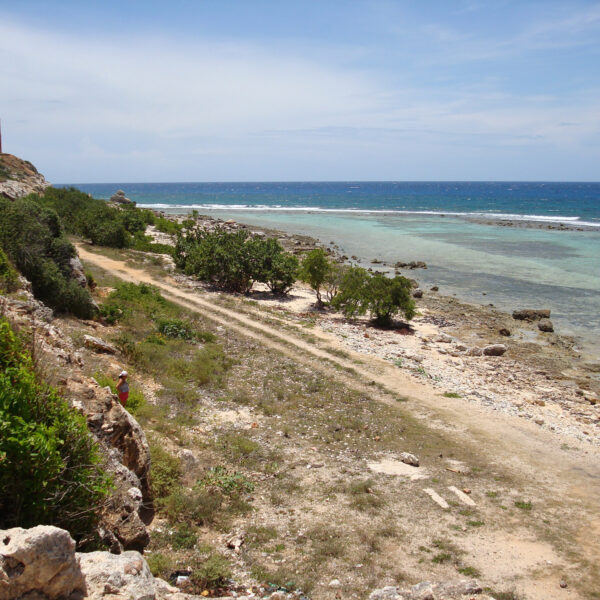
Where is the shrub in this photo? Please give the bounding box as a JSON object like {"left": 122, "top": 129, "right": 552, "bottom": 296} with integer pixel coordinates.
{"left": 149, "top": 443, "right": 181, "bottom": 498}
{"left": 0, "top": 318, "right": 111, "bottom": 539}
{"left": 175, "top": 227, "right": 297, "bottom": 294}
{"left": 298, "top": 248, "right": 332, "bottom": 306}
{"left": 171, "top": 524, "right": 198, "bottom": 550}
{"left": 331, "top": 268, "right": 415, "bottom": 326}
{"left": 157, "top": 318, "right": 196, "bottom": 340}
{"left": 160, "top": 486, "right": 222, "bottom": 525}
{"left": 191, "top": 553, "right": 231, "bottom": 589}
{"left": 0, "top": 248, "right": 19, "bottom": 293}
{"left": 250, "top": 237, "right": 298, "bottom": 294}
{"left": 197, "top": 466, "right": 254, "bottom": 496}
{"left": 0, "top": 198, "right": 97, "bottom": 318}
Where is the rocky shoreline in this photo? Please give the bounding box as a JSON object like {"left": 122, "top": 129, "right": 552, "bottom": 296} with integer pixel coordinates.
{"left": 152, "top": 212, "right": 600, "bottom": 447}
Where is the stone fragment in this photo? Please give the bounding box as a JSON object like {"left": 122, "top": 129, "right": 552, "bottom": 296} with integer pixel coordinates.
{"left": 537, "top": 319, "right": 554, "bottom": 332}
{"left": 413, "top": 289, "right": 423, "bottom": 298}
{"left": 483, "top": 344, "right": 507, "bottom": 356}
{"left": 400, "top": 452, "right": 420, "bottom": 467}
{"left": 83, "top": 335, "right": 118, "bottom": 354}
{"left": 423, "top": 488, "right": 449, "bottom": 509}
{"left": 448, "top": 486, "right": 476, "bottom": 506}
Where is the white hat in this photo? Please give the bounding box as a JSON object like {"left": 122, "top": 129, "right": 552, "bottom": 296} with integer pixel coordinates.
{"left": 119, "top": 370, "right": 128, "bottom": 377}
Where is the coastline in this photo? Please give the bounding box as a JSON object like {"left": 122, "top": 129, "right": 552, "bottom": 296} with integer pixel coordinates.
{"left": 147, "top": 211, "right": 600, "bottom": 447}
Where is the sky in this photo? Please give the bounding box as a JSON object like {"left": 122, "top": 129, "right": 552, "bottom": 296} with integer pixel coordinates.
{"left": 1, "top": 0, "right": 599, "bottom": 182}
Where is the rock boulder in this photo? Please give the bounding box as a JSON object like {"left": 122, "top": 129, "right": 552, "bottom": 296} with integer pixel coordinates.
{"left": 0, "top": 526, "right": 85, "bottom": 600}
{"left": 538, "top": 319, "right": 554, "bottom": 332}
{"left": 512, "top": 309, "right": 551, "bottom": 321}
{"left": 483, "top": 344, "right": 507, "bottom": 357}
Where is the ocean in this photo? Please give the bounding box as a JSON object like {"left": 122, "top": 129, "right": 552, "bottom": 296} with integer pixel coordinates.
{"left": 59, "top": 181, "right": 600, "bottom": 358}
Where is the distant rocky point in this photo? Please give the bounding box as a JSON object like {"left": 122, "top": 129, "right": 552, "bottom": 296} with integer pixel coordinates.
{"left": 0, "top": 153, "right": 50, "bottom": 200}
{"left": 110, "top": 189, "right": 135, "bottom": 205}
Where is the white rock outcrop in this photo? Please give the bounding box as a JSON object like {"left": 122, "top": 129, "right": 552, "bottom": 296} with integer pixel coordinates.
{"left": 0, "top": 526, "right": 85, "bottom": 600}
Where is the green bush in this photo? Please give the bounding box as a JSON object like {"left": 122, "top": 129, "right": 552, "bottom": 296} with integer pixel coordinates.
{"left": 0, "top": 318, "right": 111, "bottom": 539}
{"left": 149, "top": 443, "right": 181, "bottom": 499}
{"left": 0, "top": 248, "right": 19, "bottom": 293}
{"left": 331, "top": 267, "right": 415, "bottom": 326}
{"left": 171, "top": 524, "right": 198, "bottom": 550}
{"left": 197, "top": 466, "right": 254, "bottom": 496}
{"left": 0, "top": 198, "right": 97, "bottom": 318}
{"left": 191, "top": 553, "right": 231, "bottom": 588}
{"left": 31, "top": 186, "right": 160, "bottom": 249}
{"left": 157, "top": 318, "right": 196, "bottom": 340}
{"left": 175, "top": 227, "right": 297, "bottom": 295}
{"left": 298, "top": 248, "right": 332, "bottom": 306}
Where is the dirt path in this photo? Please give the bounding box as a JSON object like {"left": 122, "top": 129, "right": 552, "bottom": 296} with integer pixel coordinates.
{"left": 78, "top": 244, "right": 600, "bottom": 598}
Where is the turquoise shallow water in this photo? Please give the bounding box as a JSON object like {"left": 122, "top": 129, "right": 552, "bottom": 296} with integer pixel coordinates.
{"left": 170, "top": 209, "right": 600, "bottom": 357}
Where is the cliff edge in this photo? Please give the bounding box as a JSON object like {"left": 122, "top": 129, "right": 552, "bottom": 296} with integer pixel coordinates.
{"left": 0, "top": 153, "right": 51, "bottom": 200}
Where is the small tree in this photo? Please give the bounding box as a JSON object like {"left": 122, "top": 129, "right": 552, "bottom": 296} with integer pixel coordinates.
{"left": 365, "top": 273, "right": 415, "bottom": 326}
{"left": 331, "top": 270, "right": 415, "bottom": 326}
{"left": 323, "top": 262, "right": 350, "bottom": 302}
{"left": 251, "top": 238, "right": 298, "bottom": 295}
{"left": 299, "top": 248, "right": 331, "bottom": 307}
{"left": 330, "top": 266, "right": 370, "bottom": 318}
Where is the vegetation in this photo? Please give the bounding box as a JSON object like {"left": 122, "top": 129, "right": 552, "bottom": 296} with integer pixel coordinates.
{"left": 0, "top": 317, "right": 111, "bottom": 540}
{"left": 298, "top": 248, "right": 332, "bottom": 306}
{"left": 331, "top": 266, "right": 415, "bottom": 326}
{"left": 0, "top": 248, "right": 19, "bottom": 293}
{"left": 0, "top": 197, "right": 97, "bottom": 317}
{"left": 175, "top": 226, "right": 298, "bottom": 294}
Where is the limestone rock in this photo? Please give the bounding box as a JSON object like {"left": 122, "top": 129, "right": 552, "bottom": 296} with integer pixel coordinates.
{"left": 83, "top": 335, "right": 118, "bottom": 354}
{"left": 69, "top": 256, "right": 88, "bottom": 288}
{"left": 78, "top": 551, "right": 154, "bottom": 600}
{"left": 538, "top": 319, "right": 554, "bottom": 332}
{"left": 466, "top": 346, "right": 483, "bottom": 356}
{"left": 512, "top": 308, "right": 551, "bottom": 321}
{"left": 483, "top": 344, "right": 507, "bottom": 357}
{"left": 400, "top": 452, "right": 419, "bottom": 467}
{"left": 369, "top": 579, "right": 493, "bottom": 600}
{"left": 413, "top": 289, "right": 424, "bottom": 298}
{"left": 0, "top": 526, "right": 85, "bottom": 600}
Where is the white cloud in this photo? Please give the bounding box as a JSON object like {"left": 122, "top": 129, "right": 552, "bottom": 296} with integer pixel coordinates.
{"left": 0, "top": 14, "right": 599, "bottom": 180}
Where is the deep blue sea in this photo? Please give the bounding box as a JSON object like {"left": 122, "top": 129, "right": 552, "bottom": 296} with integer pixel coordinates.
{"left": 61, "top": 181, "right": 600, "bottom": 226}
{"left": 59, "top": 181, "right": 600, "bottom": 357}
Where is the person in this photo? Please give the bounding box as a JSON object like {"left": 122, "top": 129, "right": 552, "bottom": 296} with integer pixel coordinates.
{"left": 116, "top": 370, "right": 129, "bottom": 407}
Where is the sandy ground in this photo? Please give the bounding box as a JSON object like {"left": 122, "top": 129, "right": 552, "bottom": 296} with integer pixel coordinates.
{"left": 77, "top": 243, "right": 600, "bottom": 600}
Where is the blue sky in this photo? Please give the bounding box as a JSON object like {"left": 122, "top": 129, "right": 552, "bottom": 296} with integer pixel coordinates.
{"left": 1, "top": 0, "right": 599, "bottom": 182}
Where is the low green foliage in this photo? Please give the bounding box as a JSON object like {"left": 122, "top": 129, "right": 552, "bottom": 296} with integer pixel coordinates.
{"left": 0, "top": 318, "right": 111, "bottom": 539}
{"left": 146, "top": 552, "right": 174, "bottom": 579}
{"left": 331, "top": 266, "right": 415, "bottom": 326}
{"left": 175, "top": 226, "right": 298, "bottom": 294}
{"left": 149, "top": 443, "right": 182, "bottom": 498}
{"left": 171, "top": 524, "right": 198, "bottom": 550}
{"left": 298, "top": 248, "right": 332, "bottom": 306}
{"left": 0, "top": 197, "right": 97, "bottom": 317}
{"left": 157, "top": 318, "right": 196, "bottom": 340}
{"left": 31, "top": 186, "right": 156, "bottom": 249}
{"left": 155, "top": 216, "right": 182, "bottom": 236}
{"left": 443, "top": 391, "right": 462, "bottom": 398}
{"left": 191, "top": 552, "right": 232, "bottom": 589}
{"left": 0, "top": 248, "right": 19, "bottom": 293}
{"left": 514, "top": 500, "right": 532, "bottom": 510}
{"left": 197, "top": 466, "right": 254, "bottom": 496}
